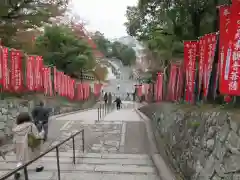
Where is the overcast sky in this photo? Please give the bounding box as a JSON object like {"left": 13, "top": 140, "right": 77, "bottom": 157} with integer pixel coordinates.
{"left": 71, "top": 0, "right": 138, "bottom": 39}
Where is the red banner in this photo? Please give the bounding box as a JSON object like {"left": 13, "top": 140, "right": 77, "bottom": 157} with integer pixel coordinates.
{"left": 137, "top": 85, "right": 142, "bottom": 97}
{"left": 42, "top": 67, "right": 48, "bottom": 95}
{"left": 69, "top": 78, "right": 75, "bottom": 99}
{"left": 26, "top": 56, "right": 35, "bottom": 91}
{"left": 0, "top": 46, "right": 3, "bottom": 85}
{"left": 184, "top": 41, "right": 197, "bottom": 103}
{"left": 198, "top": 37, "right": 206, "bottom": 93}
{"left": 155, "top": 73, "right": 163, "bottom": 101}
{"left": 222, "top": 3, "right": 240, "bottom": 95}
{"left": 2, "top": 47, "right": 10, "bottom": 91}
{"left": 11, "top": 49, "right": 23, "bottom": 92}
{"left": 77, "top": 83, "right": 83, "bottom": 100}
{"left": 167, "top": 64, "right": 178, "bottom": 101}
{"left": 94, "top": 83, "right": 102, "bottom": 96}
{"left": 85, "top": 83, "right": 90, "bottom": 99}
{"left": 202, "top": 33, "right": 217, "bottom": 97}
{"left": 42, "top": 67, "right": 52, "bottom": 96}
{"left": 219, "top": 5, "right": 231, "bottom": 94}
{"left": 53, "top": 67, "right": 57, "bottom": 93}
{"left": 57, "top": 71, "right": 62, "bottom": 95}
{"left": 35, "top": 56, "right": 43, "bottom": 91}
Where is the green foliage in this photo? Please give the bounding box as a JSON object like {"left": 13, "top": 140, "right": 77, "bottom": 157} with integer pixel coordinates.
{"left": 92, "top": 32, "right": 136, "bottom": 66}
{"left": 0, "top": 0, "right": 68, "bottom": 47}
{"left": 111, "top": 41, "right": 136, "bottom": 66}
{"left": 35, "top": 25, "right": 95, "bottom": 77}
{"left": 124, "top": 0, "right": 230, "bottom": 70}
{"left": 92, "top": 31, "right": 112, "bottom": 57}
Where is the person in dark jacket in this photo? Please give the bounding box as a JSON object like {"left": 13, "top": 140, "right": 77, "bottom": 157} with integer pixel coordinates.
{"left": 104, "top": 92, "right": 108, "bottom": 105}
{"left": 114, "top": 97, "right": 122, "bottom": 110}
{"left": 31, "top": 101, "right": 51, "bottom": 142}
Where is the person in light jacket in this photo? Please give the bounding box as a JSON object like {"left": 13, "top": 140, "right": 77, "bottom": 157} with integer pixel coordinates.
{"left": 12, "top": 112, "right": 45, "bottom": 180}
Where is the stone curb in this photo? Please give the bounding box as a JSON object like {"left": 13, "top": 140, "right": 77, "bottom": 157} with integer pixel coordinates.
{"left": 135, "top": 108, "right": 176, "bottom": 180}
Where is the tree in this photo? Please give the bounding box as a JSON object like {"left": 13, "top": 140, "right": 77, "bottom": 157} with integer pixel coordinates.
{"left": 124, "top": 0, "right": 230, "bottom": 72}
{"left": 92, "top": 31, "right": 111, "bottom": 57}
{"left": 111, "top": 41, "right": 136, "bottom": 66}
{"left": 93, "top": 64, "right": 108, "bottom": 81}
{"left": 35, "top": 25, "right": 95, "bottom": 77}
{"left": 0, "top": 0, "right": 69, "bottom": 47}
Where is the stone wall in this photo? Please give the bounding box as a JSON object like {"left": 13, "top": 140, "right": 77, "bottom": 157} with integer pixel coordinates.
{"left": 0, "top": 93, "right": 98, "bottom": 146}
{"left": 139, "top": 103, "right": 240, "bottom": 180}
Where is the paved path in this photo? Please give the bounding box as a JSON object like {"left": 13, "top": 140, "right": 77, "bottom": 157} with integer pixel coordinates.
{"left": 0, "top": 103, "right": 160, "bottom": 180}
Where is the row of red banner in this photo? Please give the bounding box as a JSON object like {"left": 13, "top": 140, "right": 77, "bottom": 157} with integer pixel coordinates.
{"left": 0, "top": 46, "right": 102, "bottom": 100}
{"left": 137, "top": 1, "right": 240, "bottom": 102}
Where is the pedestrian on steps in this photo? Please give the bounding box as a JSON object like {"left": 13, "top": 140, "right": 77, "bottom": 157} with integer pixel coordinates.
{"left": 108, "top": 92, "right": 112, "bottom": 109}
{"left": 114, "top": 97, "right": 122, "bottom": 110}
{"left": 31, "top": 101, "right": 51, "bottom": 142}
{"left": 104, "top": 92, "right": 108, "bottom": 105}
{"left": 12, "top": 112, "right": 45, "bottom": 180}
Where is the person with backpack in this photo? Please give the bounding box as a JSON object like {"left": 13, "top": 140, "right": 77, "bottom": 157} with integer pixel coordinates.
{"left": 31, "top": 101, "right": 51, "bottom": 142}
{"left": 114, "top": 97, "right": 122, "bottom": 110}
{"left": 12, "top": 112, "right": 45, "bottom": 179}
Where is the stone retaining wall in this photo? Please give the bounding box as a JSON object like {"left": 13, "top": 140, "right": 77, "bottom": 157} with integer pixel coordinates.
{"left": 0, "top": 94, "right": 98, "bottom": 146}
{"left": 139, "top": 103, "right": 240, "bottom": 180}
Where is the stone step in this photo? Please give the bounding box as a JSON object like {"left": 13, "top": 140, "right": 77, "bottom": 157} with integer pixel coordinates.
{"left": 0, "top": 152, "right": 157, "bottom": 179}
{"left": 1, "top": 156, "right": 153, "bottom": 166}
{"left": 1, "top": 151, "right": 150, "bottom": 159}
{"left": 0, "top": 161, "right": 156, "bottom": 174}
{"left": 0, "top": 171, "right": 159, "bottom": 180}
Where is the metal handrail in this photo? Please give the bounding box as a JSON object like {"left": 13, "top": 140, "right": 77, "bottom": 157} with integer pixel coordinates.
{"left": 0, "top": 129, "right": 85, "bottom": 180}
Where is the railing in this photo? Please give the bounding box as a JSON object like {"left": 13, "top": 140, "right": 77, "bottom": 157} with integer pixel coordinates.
{"left": 0, "top": 129, "right": 85, "bottom": 180}
{"left": 97, "top": 101, "right": 139, "bottom": 121}
{"left": 97, "top": 103, "right": 114, "bottom": 121}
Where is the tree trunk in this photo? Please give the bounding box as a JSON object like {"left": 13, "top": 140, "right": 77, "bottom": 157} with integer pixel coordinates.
{"left": 191, "top": 12, "right": 201, "bottom": 39}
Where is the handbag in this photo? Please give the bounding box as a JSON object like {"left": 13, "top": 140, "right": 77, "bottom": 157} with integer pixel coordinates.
{"left": 28, "top": 125, "right": 41, "bottom": 149}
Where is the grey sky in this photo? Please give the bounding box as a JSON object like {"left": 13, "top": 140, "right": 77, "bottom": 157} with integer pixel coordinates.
{"left": 71, "top": 0, "right": 137, "bottom": 39}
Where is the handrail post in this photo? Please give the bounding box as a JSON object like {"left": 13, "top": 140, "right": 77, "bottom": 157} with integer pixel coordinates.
{"left": 72, "top": 136, "right": 76, "bottom": 164}
{"left": 82, "top": 129, "right": 85, "bottom": 152}
{"left": 23, "top": 167, "right": 28, "bottom": 180}
{"left": 100, "top": 104, "right": 102, "bottom": 118}
{"left": 102, "top": 104, "right": 104, "bottom": 116}
{"left": 56, "top": 147, "right": 61, "bottom": 180}
{"left": 97, "top": 107, "right": 100, "bottom": 121}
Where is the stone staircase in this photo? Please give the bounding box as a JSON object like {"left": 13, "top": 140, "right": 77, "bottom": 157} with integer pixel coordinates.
{"left": 0, "top": 151, "right": 158, "bottom": 180}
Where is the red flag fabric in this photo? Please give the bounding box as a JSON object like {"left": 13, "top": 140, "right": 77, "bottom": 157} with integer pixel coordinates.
{"left": 184, "top": 41, "right": 198, "bottom": 103}
{"left": 155, "top": 73, "right": 163, "bottom": 101}
{"left": 26, "top": 56, "right": 35, "bottom": 91}
{"left": 79, "top": 83, "right": 83, "bottom": 100}
{"left": 53, "top": 67, "right": 57, "bottom": 93}
{"left": 35, "top": 56, "right": 43, "bottom": 91}
{"left": 69, "top": 78, "right": 75, "bottom": 99}
{"left": 94, "top": 83, "right": 102, "bottom": 96}
{"left": 137, "top": 85, "right": 142, "bottom": 97}
{"left": 0, "top": 46, "right": 3, "bottom": 85}
{"left": 198, "top": 37, "right": 206, "bottom": 94}
{"left": 203, "top": 33, "right": 217, "bottom": 97}
{"left": 42, "top": 67, "right": 49, "bottom": 95}
{"left": 167, "top": 64, "right": 178, "bottom": 101}
{"left": 2, "top": 47, "right": 10, "bottom": 91}
{"left": 222, "top": 3, "right": 240, "bottom": 95}
{"left": 11, "top": 49, "right": 23, "bottom": 92}
{"left": 219, "top": 5, "right": 231, "bottom": 95}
